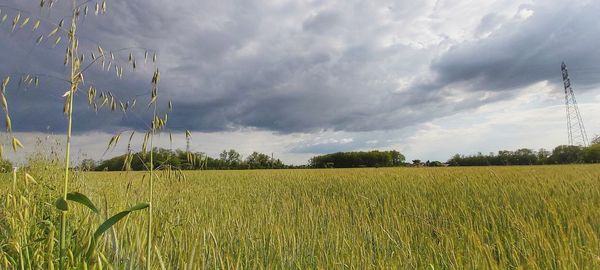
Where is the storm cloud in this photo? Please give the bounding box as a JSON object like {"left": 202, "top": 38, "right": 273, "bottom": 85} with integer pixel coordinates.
{"left": 0, "top": 0, "right": 599, "bottom": 151}
{"left": 429, "top": 0, "right": 600, "bottom": 93}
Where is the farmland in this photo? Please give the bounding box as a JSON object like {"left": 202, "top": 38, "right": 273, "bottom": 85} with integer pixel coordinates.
{"left": 2, "top": 165, "right": 600, "bottom": 269}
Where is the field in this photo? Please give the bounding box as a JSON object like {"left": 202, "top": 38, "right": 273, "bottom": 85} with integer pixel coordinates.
{"left": 2, "top": 165, "right": 600, "bottom": 269}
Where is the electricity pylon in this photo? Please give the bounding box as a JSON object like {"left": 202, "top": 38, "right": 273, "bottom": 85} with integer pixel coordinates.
{"left": 561, "top": 62, "right": 589, "bottom": 146}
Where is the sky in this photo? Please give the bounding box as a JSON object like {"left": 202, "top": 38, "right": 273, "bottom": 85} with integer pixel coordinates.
{"left": 0, "top": 0, "right": 600, "bottom": 165}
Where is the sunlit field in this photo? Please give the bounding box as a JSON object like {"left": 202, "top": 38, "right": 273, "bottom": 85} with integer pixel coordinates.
{"left": 2, "top": 165, "right": 600, "bottom": 269}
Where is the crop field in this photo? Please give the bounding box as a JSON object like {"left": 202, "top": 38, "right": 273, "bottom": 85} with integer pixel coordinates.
{"left": 2, "top": 165, "right": 600, "bottom": 269}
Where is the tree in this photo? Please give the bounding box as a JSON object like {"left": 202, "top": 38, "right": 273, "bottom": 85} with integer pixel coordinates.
{"left": 220, "top": 149, "right": 242, "bottom": 169}
{"left": 390, "top": 150, "right": 406, "bottom": 165}
{"left": 96, "top": 148, "right": 295, "bottom": 171}
{"left": 426, "top": 161, "right": 443, "bottom": 167}
{"left": 537, "top": 148, "right": 551, "bottom": 164}
{"left": 245, "top": 152, "right": 271, "bottom": 169}
{"left": 447, "top": 154, "right": 460, "bottom": 166}
{"left": 447, "top": 149, "right": 543, "bottom": 166}
{"left": 513, "top": 148, "right": 537, "bottom": 165}
{"left": 549, "top": 145, "right": 584, "bottom": 164}
{"left": 79, "top": 159, "right": 96, "bottom": 171}
{"left": 309, "top": 150, "right": 406, "bottom": 168}
{"left": 228, "top": 149, "right": 242, "bottom": 165}
{"left": 583, "top": 143, "right": 600, "bottom": 163}
{"left": 219, "top": 150, "right": 228, "bottom": 162}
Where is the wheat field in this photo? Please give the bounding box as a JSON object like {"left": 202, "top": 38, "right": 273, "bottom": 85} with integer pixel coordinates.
{"left": 2, "top": 165, "right": 600, "bottom": 269}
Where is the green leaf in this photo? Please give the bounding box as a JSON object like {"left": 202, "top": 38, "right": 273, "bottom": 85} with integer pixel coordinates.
{"left": 93, "top": 203, "right": 149, "bottom": 240}
{"left": 55, "top": 198, "right": 69, "bottom": 211}
{"left": 87, "top": 202, "right": 149, "bottom": 260}
{"left": 67, "top": 192, "right": 99, "bottom": 214}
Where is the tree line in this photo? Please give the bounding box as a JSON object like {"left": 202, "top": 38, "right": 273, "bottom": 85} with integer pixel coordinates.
{"left": 447, "top": 144, "right": 600, "bottom": 166}
{"left": 75, "top": 141, "right": 600, "bottom": 171}
{"left": 82, "top": 148, "right": 290, "bottom": 171}
{"left": 308, "top": 150, "right": 405, "bottom": 168}
{"left": 84, "top": 149, "right": 407, "bottom": 171}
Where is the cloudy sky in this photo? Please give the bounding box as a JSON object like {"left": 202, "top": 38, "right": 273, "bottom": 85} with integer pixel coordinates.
{"left": 1, "top": 0, "right": 600, "bottom": 165}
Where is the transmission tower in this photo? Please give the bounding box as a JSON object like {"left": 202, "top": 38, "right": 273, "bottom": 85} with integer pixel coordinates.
{"left": 561, "top": 62, "right": 589, "bottom": 146}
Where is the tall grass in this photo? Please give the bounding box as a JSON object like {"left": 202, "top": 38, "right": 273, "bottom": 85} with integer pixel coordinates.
{"left": 58, "top": 2, "right": 80, "bottom": 268}
{"left": 0, "top": 1, "right": 165, "bottom": 268}
{"left": 2, "top": 165, "right": 600, "bottom": 268}
{"left": 147, "top": 68, "right": 161, "bottom": 269}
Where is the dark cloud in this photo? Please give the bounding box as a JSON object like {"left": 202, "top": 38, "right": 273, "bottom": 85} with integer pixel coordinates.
{"left": 430, "top": 0, "right": 600, "bottom": 92}
{"left": 0, "top": 0, "right": 598, "bottom": 137}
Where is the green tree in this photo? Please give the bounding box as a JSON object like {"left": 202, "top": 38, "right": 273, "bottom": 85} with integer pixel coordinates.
{"left": 549, "top": 145, "right": 584, "bottom": 164}
{"left": 309, "top": 150, "right": 406, "bottom": 168}
{"left": 583, "top": 143, "right": 600, "bottom": 163}
{"left": 220, "top": 149, "right": 242, "bottom": 169}
{"left": 426, "top": 161, "right": 444, "bottom": 167}
{"left": 390, "top": 150, "right": 405, "bottom": 165}
{"left": 79, "top": 159, "right": 96, "bottom": 171}
{"left": 537, "top": 148, "right": 551, "bottom": 164}
{"left": 245, "top": 152, "right": 271, "bottom": 169}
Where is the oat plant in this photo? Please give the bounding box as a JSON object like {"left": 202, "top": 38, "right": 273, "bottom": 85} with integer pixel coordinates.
{"left": 109, "top": 68, "right": 186, "bottom": 269}
{"left": 0, "top": 0, "right": 161, "bottom": 268}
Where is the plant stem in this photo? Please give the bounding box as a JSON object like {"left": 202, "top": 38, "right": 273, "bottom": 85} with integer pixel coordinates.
{"left": 59, "top": 2, "right": 78, "bottom": 269}
{"left": 12, "top": 166, "right": 16, "bottom": 191}
{"left": 147, "top": 102, "right": 156, "bottom": 269}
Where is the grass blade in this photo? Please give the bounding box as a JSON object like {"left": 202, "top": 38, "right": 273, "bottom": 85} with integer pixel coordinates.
{"left": 93, "top": 203, "right": 149, "bottom": 239}
{"left": 67, "top": 192, "right": 100, "bottom": 215}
